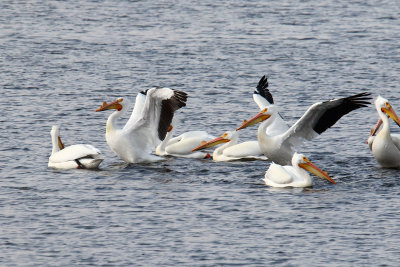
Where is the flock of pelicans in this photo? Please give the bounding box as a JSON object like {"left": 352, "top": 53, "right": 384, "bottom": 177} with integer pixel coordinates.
{"left": 48, "top": 75, "right": 400, "bottom": 188}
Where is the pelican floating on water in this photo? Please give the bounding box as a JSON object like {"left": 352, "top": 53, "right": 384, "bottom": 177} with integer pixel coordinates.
{"left": 264, "top": 153, "right": 336, "bottom": 188}
{"left": 156, "top": 125, "right": 214, "bottom": 159}
{"left": 367, "top": 96, "right": 400, "bottom": 168}
{"left": 190, "top": 75, "right": 282, "bottom": 161}
{"left": 190, "top": 75, "right": 288, "bottom": 161}
{"left": 192, "top": 130, "right": 267, "bottom": 161}
{"left": 48, "top": 125, "right": 104, "bottom": 169}
{"left": 95, "top": 87, "right": 187, "bottom": 163}
{"left": 237, "top": 92, "right": 371, "bottom": 165}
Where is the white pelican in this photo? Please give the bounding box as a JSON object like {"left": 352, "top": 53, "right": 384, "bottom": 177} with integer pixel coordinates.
{"left": 189, "top": 75, "right": 287, "bottom": 162}
{"left": 155, "top": 125, "right": 213, "bottom": 159}
{"left": 95, "top": 87, "right": 188, "bottom": 163}
{"left": 190, "top": 76, "right": 287, "bottom": 162}
{"left": 48, "top": 125, "right": 104, "bottom": 169}
{"left": 192, "top": 131, "right": 267, "bottom": 161}
{"left": 264, "top": 152, "right": 336, "bottom": 188}
{"left": 236, "top": 92, "right": 371, "bottom": 165}
{"left": 367, "top": 96, "right": 400, "bottom": 168}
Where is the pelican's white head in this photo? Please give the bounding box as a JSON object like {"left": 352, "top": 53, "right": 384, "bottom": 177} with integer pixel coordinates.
{"left": 51, "top": 125, "right": 60, "bottom": 138}
{"left": 375, "top": 95, "right": 388, "bottom": 111}
{"left": 375, "top": 95, "right": 400, "bottom": 127}
{"left": 293, "top": 153, "right": 336, "bottom": 184}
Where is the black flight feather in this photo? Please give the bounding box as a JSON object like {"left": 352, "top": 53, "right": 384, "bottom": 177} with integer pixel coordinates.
{"left": 254, "top": 75, "right": 287, "bottom": 122}
{"left": 313, "top": 92, "right": 372, "bottom": 134}
{"left": 158, "top": 90, "right": 188, "bottom": 140}
{"left": 74, "top": 159, "right": 85, "bottom": 169}
{"left": 254, "top": 75, "right": 274, "bottom": 104}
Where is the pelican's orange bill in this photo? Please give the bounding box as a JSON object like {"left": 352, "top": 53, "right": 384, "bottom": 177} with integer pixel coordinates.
{"left": 192, "top": 136, "right": 230, "bottom": 152}
{"left": 95, "top": 98, "right": 123, "bottom": 112}
{"left": 236, "top": 108, "right": 271, "bottom": 131}
{"left": 299, "top": 159, "right": 336, "bottom": 184}
{"left": 382, "top": 104, "right": 400, "bottom": 127}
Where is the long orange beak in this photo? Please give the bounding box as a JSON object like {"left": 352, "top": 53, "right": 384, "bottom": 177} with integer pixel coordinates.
{"left": 299, "top": 158, "right": 336, "bottom": 184}
{"left": 236, "top": 108, "right": 271, "bottom": 131}
{"left": 382, "top": 105, "right": 400, "bottom": 127}
{"left": 95, "top": 98, "right": 123, "bottom": 112}
{"left": 192, "top": 135, "right": 230, "bottom": 152}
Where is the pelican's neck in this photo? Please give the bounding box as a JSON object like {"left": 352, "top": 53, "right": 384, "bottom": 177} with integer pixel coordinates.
{"left": 156, "top": 130, "right": 174, "bottom": 155}
{"left": 377, "top": 109, "right": 391, "bottom": 138}
{"left": 258, "top": 112, "right": 278, "bottom": 141}
{"left": 51, "top": 130, "right": 60, "bottom": 155}
{"left": 213, "top": 132, "right": 238, "bottom": 157}
{"left": 106, "top": 103, "right": 129, "bottom": 135}
{"left": 294, "top": 164, "right": 312, "bottom": 185}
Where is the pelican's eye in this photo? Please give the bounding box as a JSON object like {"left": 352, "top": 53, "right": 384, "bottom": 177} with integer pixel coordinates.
{"left": 222, "top": 133, "right": 228, "bottom": 138}
{"left": 302, "top": 156, "right": 308, "bottom": 162}
{"left": 385, "top": 102, "right": 390, "bottom": 108}
{"left": 262, "top": 108, "right": 268, "bottom": 113}
{"left": 118, "top": 98, "right": 123, "bottom": 103}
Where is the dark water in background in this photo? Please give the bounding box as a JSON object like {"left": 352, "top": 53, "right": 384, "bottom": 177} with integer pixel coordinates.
{"left": 1, "top": 0, "right": 400, "bottom": 266}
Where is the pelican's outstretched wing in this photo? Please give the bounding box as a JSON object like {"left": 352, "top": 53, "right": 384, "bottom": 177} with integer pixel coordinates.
{"left": 124, "top": 91, "right": 147, "bottom": 129}
{"left": 282, "top": 92, "right": 371, "bottom": 148}
{"left": 126, "top": 87, "right": 187, "bottom": 149}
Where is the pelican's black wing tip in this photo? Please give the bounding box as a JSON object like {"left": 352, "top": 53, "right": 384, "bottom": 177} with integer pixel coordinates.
{"left": 254, "top": 74, "right": 274, "bottom": 104}
{"left": 313, "top": 92, "right": 372, "bottom": 134}
{"left": 157, "top": 89, "right": 188, "bottom": 140}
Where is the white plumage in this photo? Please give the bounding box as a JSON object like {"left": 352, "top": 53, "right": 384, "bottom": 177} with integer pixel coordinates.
{"left": 263, "top": 153, "right": 336, "bottom": 188}
{"left": 95, "top": 87, "right": 187, "bottom": 163}
{"left": 237, "top": 90, "right": 371, "bottom": 165}
{"left": 192, "top": 131, "right": 267, "bottom": 161}
{"left": 191, "top": 75, "right": 289, "bottom": 162}
{"left": 155, "top": 125, "right": 214, "bottom": 159}
{"left": 48, "top": 125, "right": 103, "bottom": 169}
{"left": 368, "top": 96, "right": 400, "bottom": 168}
